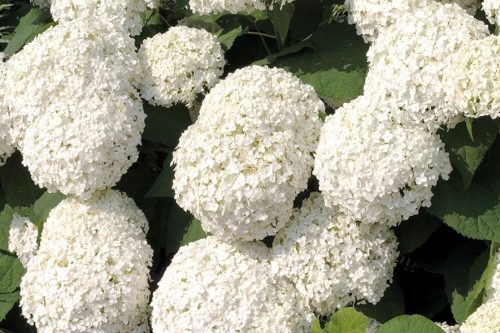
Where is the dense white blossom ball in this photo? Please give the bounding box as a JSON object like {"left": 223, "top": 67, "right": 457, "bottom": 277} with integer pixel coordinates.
{"left": 345, "top": 0, "right": 481, "bottom": 43}
{"left": 20, "top": 92, "right": 145, "bottom": 199}
{"left": 3, "top": 20, "right": 145, "bottom": 198}
{"left": 20, "top": 190, "right": 153, "bottom": 333}
{"left": 0, "top": 53, "right": 15, "bottom": 165}
{"left": 483, "top": 0, "right": 499, "bottom": 24}
{"left": 50, "top": 0, "right": 158, "bottom": 36}
{"left": 460, "top": 300, "right": 500, "bottom": 333}
{"left": 8, "top": 215, "right": 38, "bottom": 267}
{"left": 172, "top": 66, "right": 324, "bottom": 241}
{"left": 271, "top": 193, "right": 398, "bottom": 315}
{"left": 445, "top": 35, "right": 499, "bottom": 119}
{"left": 151, "top": 237, "right": 313, "bottom": 333}
{"left": 313, "top": 97, "right": 452, "bottom": 225}
{"left": 189, "top": 0, "right": 294, "bottom": 14}
{"left": 364, "top": 2, "right": 489, "bottom": 129}
{"left": 4, "top": 19, "right": 141, "bottom": 146}
{"left": 138, "top": 26, "right": 225, "bottom": 108}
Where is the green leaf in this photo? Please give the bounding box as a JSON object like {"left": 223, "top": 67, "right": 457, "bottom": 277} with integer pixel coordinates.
{"left": 181, "top": 14, "right": 243, "bottom": 50}
{"left": 0, "top": 206, "right": 13, "bottom": 251}
{"left": 375, "top": 315, "right": 445, "bottom": 333}
{"left": 323, "top": 308, "right": 370, "bottom": 333}
{"left": 357, "top": 276, "right": 405, "bottom": 323}
{"left": 32, "top": 192, "right": 64, "bottom": 223}
{"left": 155, "top": 200, "right": 206, "bottom": 255}
{"left": 268, "top": 22, "right": 368, "bottom": 108}
{"left": 145, "top": 155, "right": 174, "bottom": 199}
{"left": 311, "top": 318, "right": 323, "bottom": 333}
{"left": 441, "top": 117, "right": 497, "bottom": 188}
{"left": 3, "top": 8, "right": 53, "bottom": 56}
{"left": 395, "top": 213, "right": 441, "bottom": 255}
{"left": 446, "top": 243, "right": 498, "bottom": 323}
{"left": 288, "top": 0, "right": 323, "bottom": 42}
{"left": 427, "top": 174, "right": 500, "bottom": 242}
{"left": 267, "top": 3, "right": 295, "bottom": 45}
{"left": 0, "top": 254, "right": 24, "bottom": 294}
{"left": 143, "top": 103, "right": 192, "bottom": 149}
{"left": 0, "top": 153, "right": 44, "bottom": 207}
{"left": 0, "top": 291, "right": 20, "bottom": 321}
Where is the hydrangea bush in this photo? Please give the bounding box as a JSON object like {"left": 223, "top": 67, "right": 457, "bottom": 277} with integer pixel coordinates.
{"left": 0, "top": 0, "right": 498, "bottom": 332}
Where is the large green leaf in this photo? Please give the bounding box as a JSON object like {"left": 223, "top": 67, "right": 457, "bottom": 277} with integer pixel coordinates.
{"left": 445, "top": 243, "right": 498, "bottom": 323}
{"left": 395, "top": 213, "right": 441, "bottom": 255}
{"left": 323, "top": 308, "right": 370, "bottom": 333}
{"left": 145, "top": 155, "right": 174, "bottom": 199}
{"left": 0, "top": 153, "right": 43, "bottom": 207}
{"left": 441, "top": 117, "right": 498, "bottom": 188}
{"left": 0, "top": 291, "right": 20, "bottom": 322}
{"left": 375, "top": 315, "right": 445, "bottom": 333}
{"left": 3, "top": 7, "right": 53, "bottom": 56}
{"left": 427, "top": 175, "right": 500, "bottom": 242}
{"left": 154, "top": 200, "right": 206, "bottom": 255}
{"left": 0, "top": 206, "right": 13, "bottom": 251}
{"left": 263, "top": 22, "right": 368, "bottom": 107}
{"left": 0, "top": 254, "right": 24, "bottom": 293}
{"left": 32, "top": 192, "right": 64, "bottom": 223}
{"left": 267, "top": 3, "right": 294, "bottom": 45}
{"left": 181, "top": 14, "right": 243, "bottom": 50}
{"left": 143, "top": 103, "right": 192, "bottom": 149}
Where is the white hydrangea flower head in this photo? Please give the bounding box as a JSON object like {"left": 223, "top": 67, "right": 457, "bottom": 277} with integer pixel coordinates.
{"left": 364, "top": 2, "right": 489, "bottom": 129}
{"left": 0, "top": 53, "right": 15, "bottom": 165}
{"left": 445, "top": 35, "right": 499, "bottom": 120}
{"left": 20, "top": 89, "right": 145, "bottom": 199}
{"left": 189, "top": 0, "right": 294, "bottom": 14}
{"left": 151, "top": 237, "right": 313, "bottom": 333}
{"left": 271, "top": 193, "right": 399, "bottom": 315}
{"left": 172, "top": 65, "right": 324, "bottom": 241}
{"left": 344, "top": 0, "right": 481, "bottom": 43}
{"left": 50, "top": 0, "right": 158, "bottom": 36}
{"left": 460, "top": 300, "right": 500, "bottom": 333}
{"left": 4, "top": 18, "right": 142, "bottom": 146}
{"left": 138, "top": 26, "right": 225, "bottom": 108}
{"left": 437, "top": 322, "right": 460, "bottom": 333}
{"left": 485, "top": 248, "right": 500, "bottom": 302}
{"left": 8, "top": 215, "right": 38, "bottom": 268}
{"left": 483, "top": 0, "right": 499, "bottom": 24}
{"left": 313, "top": 97, "right": 452, "bottom": 226}
{"left": 3, "top": 20, "right": 145, "bottom": 198}
{"left": 20, "top": 190, "right": 153, "bottom": 333}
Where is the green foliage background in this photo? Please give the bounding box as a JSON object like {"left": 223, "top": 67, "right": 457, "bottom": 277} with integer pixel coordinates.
{"left": 0, "top": 0, "right": 498, "bottom": 332}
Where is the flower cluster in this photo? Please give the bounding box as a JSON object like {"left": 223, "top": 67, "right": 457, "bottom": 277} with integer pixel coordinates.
{"left": 345, "top": 0, "right": 481, "bottom": 43}
{"left": 49, "top": 0, "right": 158, "bottom": 36}
{"left": 314, "top": 97, "right": 452, "bottom": 225}
{"left": 445, "top": 35, "right": 499, "bottom": 119}
{"left": 271, "top": 193, "right": 399, "bottom": 315}
{"left": 460, "top": 300, "right": 500, "bottom": 333}
{"left": 189, "top": 0, "right": 294, "bottom": 14}
{"left": 483, "top": 0, "right": 499, "bottom": 24}
{"left": 138, "top": 26, "right": 225, "bottom": 108}
{"left": 20, "top": 190, "right": 153, "bottom": 333}
{"left": 8, "top": 215, "right": 38, "bottom": 268}
{"left": 151, "top": 237, "right": 314, "bottom": 333}
{"left": 363, "top": 2, "right": 489, "bottom": 129}
{"left": 172, "top": 65, "right": 323, "bottom": 241}
{"left": 4, "top": 19, "right": 145, "bottom": 199}
{"left": 0, "top": 53, "right": 15, "bottom": 166}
